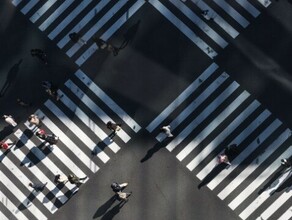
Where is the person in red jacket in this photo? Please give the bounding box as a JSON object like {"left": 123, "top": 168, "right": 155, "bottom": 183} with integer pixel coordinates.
{"left": 0, "top": 141, "right": 15, "bottom": 150}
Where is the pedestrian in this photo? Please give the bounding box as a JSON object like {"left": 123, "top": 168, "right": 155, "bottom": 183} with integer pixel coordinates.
{"left": 281, "top": 158, "right": 291, "bottom": 168}
{"left": 160, "top": 125, "right": 173, "bottom": 137}
{"left": 28, "top": 182, "right": 47, "bottom": 192}
{"left": 93, "top": 37, "right": 119, "bottom": 56}
{"left": 31, "top": 49, "right": 48, "bottom": 64}
{"left": 54, "top": 174, "right": 68, "bottom": 184}
{"left": 68, "top": 173, "right": 87, "bottom": 187}
{"left": 28, "top": 114, "right": 42, "bottom": 127}
{"left": 218, "top": 154, "right": 231, "bottom": 166}
{"left": 36, "top": 129, "right": 59, "bottom": 145}
{"left": 41, "top": 81, "right": 62, "bottom": 101}
{"left": 201, "top": 9, "right": 209, "bottom": 16}
{"left": 107, "top": 121, "right": 122, "bottom": 138}
{"left": 0, "top": 140, "right": 15, "bottom": 150}
{"left": 69, "top": 32, "right": 86, "bottom": 44}
{"left": 3, "top": 115, "right": 17, "bottom": 127}
{"left": 111, "top": 182, "right": 128, "bottom": 192}
{"left": 17, "top": 98, "right": 31, "bottom": 107}
{"left": 116, "top": 191, "right": 132, "bottom": 202}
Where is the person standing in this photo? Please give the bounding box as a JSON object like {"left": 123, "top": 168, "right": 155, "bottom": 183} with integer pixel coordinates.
{"left": 3, "top": 115, "right": 17, "bottom": 127}
{"left": 160, "top": 125, "right": 173, "bottom": 137}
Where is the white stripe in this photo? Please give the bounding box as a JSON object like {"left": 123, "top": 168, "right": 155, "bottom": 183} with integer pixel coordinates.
{"left": 170, "top": 0, "right": 228, "bottom": 48}
{"left": 147, "top": 63, "right": 218, "bottom": 132}
{"left": 218, "top": 129, "right": 290, "bottom": 200}
{"left": 13, "top": 129, "right": 77, "bottom": 191}
{"left": 8, "top": 137, "right": 68, "bottom": 204}
{"left": 187, "top": 100, "right": 260, "bottom": 171}
{"left": 44, "top": 99, "right": 109, "bottom": 163}
{"left": 235, "top": 0, "right": 260, "bottom": 17}
{"left": 30, "top": 110, "right": 95, "bottom": 175}
{"left": 0, "top": 211, "right": 9, "bottom": 220}
{"left": 177, "top": 91, "right": 249, "bottom": 161}
{"left": 156, "top": 72, "right": 229, "bottom": 142}
{"left": 57, "top": 0, "right": 110, "bottom": 48}
{"left": 48, "top": 0, "right": 92, "bottom": 40}
{"left": 75, "top": 0, "right": 145, "bottom": 66}
{"left": 197, "top": 109, "right": 271, "bottom": 180}
{"left": 0, "top": 191, "right": 29, "bottom": 220}
{"left": 64, "top": 80, "right": 130, "bottom": 143}
{"left": 1, "top": 150, "right": 58, "bottom": 213}
{"left": 257, "top": 0, "right": 272, "bottom": 7}
{"left": 66, "top": 0, "right": 128, "bottom": 57}
{"left": 75, "top": 70, "right": 141, "bottom": 132}
{"left": 166, "top": 81, "right": 239, "bottom": 152}
{"left": 30, "top": 0, "right": 58, "bottom": 23}
{"left": 12, "top": 0, "right": 22, "bottom": 6}
{"left": 149, "top": 0, "right": 217, "bottom": 59}
{"left": 278, "top": 206, "right": 292, "bottom": 220}
{"left": 190, "top": 0, "right": 239, "bottom": 38}
{"left": 21, "top": 0, "right": 39, "bottom": 15}
{"left": 238, "top": 147, "right": 292, "bottom": 219}
{"left": 39, "top": 0, "right": 74, "bottom": 31}
{"left": 0, "top": 170, "right": 47, "bottom": 220}
{"left": 58, "top": 89, "right": 121, "bottom": 153}
{"left": 213, "top": 0, "right": 249, "bottom": 28}
{"left": 207, "top": 119, "right": 282, "bottom": 190}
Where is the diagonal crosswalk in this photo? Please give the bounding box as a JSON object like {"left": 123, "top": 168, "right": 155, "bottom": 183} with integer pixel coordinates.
{"left": 0, "top": 68, "right": 141, "bottom": 219}
{"left": 146, "top": 63, "right": 292, "bottom": 220}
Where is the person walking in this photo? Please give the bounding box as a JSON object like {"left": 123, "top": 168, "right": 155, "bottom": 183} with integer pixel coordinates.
{"left": 218, "top": 154, "right": 231, "bottom": 166}
{"left": 31, "top": 49, "right": 48, "bottom": 64}
{"left": 107, "top": 121, "right": 122, "bottom": 138}
{"left": 281, "top": 157, "right": 292, "bottom": 168}
{"left": 54, "top": 174, "right": 68, "bottom": 184}
{"left": 111, "top": 182, "right": 128, "bottom": 193}
{"left": 28, "top": 114, "right": 42, "bottom": 127}
{"left": 68, "top": 174, "right": 87, "bottom": 187}
{"left": 0, "top": 140, "right": 15, "bottom": 150}
{"left": 93, "top": 37, "right": 119, "bottom": 56}
{"left": 28, "top": 182, "right": 47, "bottom": 192}
{"left": 3, "top": 115, "right": 17, "bottom": 127}
{"left": 69, "top": 32, "right": 86, "bottom": 44}
{"left": 160, "top": 125, "right": 173, "bottom": 137}
{"left": 41, "top": 81, "right": 62, "bottom": 101}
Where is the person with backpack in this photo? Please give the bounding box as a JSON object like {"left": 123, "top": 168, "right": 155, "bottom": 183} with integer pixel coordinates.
{"left": 111, "top": 182, "right": 132, "bottom": 202}
{"left": 68, "top": 174, "right": 87, "bottom": 187}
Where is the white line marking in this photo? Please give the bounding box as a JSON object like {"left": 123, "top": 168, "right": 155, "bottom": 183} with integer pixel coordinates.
{"left": 235, "top": 0, "right": 260, "bottom": 17}
{"left": 30, "top": 0, "right": 58, "bottom": 23}
{"left": 278, "top": 206, "right": 292, "bottom": 220}
{"left": 21, "top": 0, "right": 39, "bottom": 15}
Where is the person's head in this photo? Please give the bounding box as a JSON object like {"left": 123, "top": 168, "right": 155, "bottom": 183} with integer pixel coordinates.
{"left": 28, "top": 183, "right": 33, "bottom": 187}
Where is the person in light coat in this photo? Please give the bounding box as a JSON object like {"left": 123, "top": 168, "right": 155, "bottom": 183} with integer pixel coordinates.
{"left": 3, "top": 115, "right": 17, "bottom": 127}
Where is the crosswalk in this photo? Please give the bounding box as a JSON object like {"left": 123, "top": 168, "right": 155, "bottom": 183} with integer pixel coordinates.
{"left": 0, "top": 69, "right": 141, "bottom": 220}
{"left": 146, "top": 63, "right": 292, "bottom": 220}
{"left": 149, "top": 0, "right": 272, "bottom": 58}
{"left": 11, "top": 0, "right": 146, "bottom": 66}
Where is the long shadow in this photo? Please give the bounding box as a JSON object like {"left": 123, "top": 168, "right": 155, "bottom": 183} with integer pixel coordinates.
{"left": 18, "top": 191, "right": 37, "bottom": 211}
{"left": 92, "top": 195, "right": 117, "bottom": 219}
{"left": 119, "top": 20, "right": 141, "bottom": 50}
{"left": 198, "top": 163, "right": 227, "bottom": 189}
{"left": 272, "top": 174, "right": 292, "bottom": 194}
{"left": 140, "top": 141, "right": 165, "bottom": 163}
{"left": 0, "top": 126, "right": 14, "bottom": 140}
{"left": 0, "top": 59, "right": 22, "bottom": 97}
{"left": 100, "top": 200, "right": 127, "bottom": 220}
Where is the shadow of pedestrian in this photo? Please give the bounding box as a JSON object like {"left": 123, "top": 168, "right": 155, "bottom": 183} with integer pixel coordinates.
{"left": 92, "top": 195, "right": 117, "bottom": 218}
{"left": 198, "top": 163, "right": 226, "bottom": 189}
{"left": 140, "top": 142, "right": 165, "bottom": 163}
{"left": 118, "top": 20, "right": 141, "bottom": 50}
{"left": 258, "top": 166, "right": 285, "bottom": 195}
{"left": 272, "top": 174, "right": 292, "bottom": 194}
{"left": 0, "top": 125, "right": 13, "bottom": 140}
{"left": 18, "top": 191, "right": 37, "bottom": 210}
{"left": 100, "top": 200, "right": 127, "bottom": 220}
{"left": 0, "top": 59, "right": 22, "bottom": 97}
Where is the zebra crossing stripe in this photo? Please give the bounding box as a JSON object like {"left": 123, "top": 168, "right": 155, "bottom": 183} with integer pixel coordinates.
{"left": 0, "top": 211, "right": 9, "bottom": 220}
{"left": 213, "top": 0, "right": 249, "bottom": 28}
{"left": 218, "top": 129, "right": 291, "bottom": 200}
{"left": 75, "top": 70, "right": 141, "bottom": 132}
{"left": 35, "top": 109, "right": 99, "bottom": 173}
{"left": 177, "top": 90, "right": 250, "bottom": 161}
{"left": 39, "top": 0, "right": 74, "bottom": 31}
{"left": 0, "top": 150, "right": 58, "bottom": 213}
{"left": 30, "top": 0, "right": 58, "bottom": 23}
{"left": 186, "top": 100, "right": 260, "bottom": 171}
{"left": 278, "top": 206, "right": 292, "bottom": 220}
{"left": 149, "top": 0, "right": 217, "bottom": 59}
{"left": 166, "top": 81, "right": 239, "bottom": 152}
{"left": 76, "top": 0, "right": 145, "bottom": 66}
{"left": 0, "top": 191, "right": 29, "bottom": 220}
{"left": 11, "top": 0, "right": 22, "bottom": 7}
{"left": 64, "top": 80, "right": 130, "bottom": 144}
{"left": 0, "top": 170, "right": 48, "bottom": 220}
{"left": 21, "top": 0, "right": 39, "bottom": 15}
{"left": 169, "top": 0, "right": 228, "bottom": 48}
{"left": 57, "top": 0, "right": 110, "bottom": 48}
{"left": 147, "top": 63, "right": 218, "bottom": 133}
{"left": 207, "top": 119, "right": 282, "bottom": 191}
{"left": 197, "top": 109, "right": 271, "bottom": 180}
{"left": 66, "top": 0, "right": 128, "bottom": 57}
{"left": 237, "top": 147, "right": 292, "bottom": 219}
{"left": 235, "top": 0, "right": 260, "bottom": 18}
{"left": 58, "top": 89, "right": 121, "bottom": 152}
{"left": 257, "top": 0, "right": 272, "bottom": 7}
{"left": 190, "top": 0, "right": 239, "bottom": 38}
{"left": 8, "top": 138, "right": 68, "bottom": 204}
{"left": 48, "top": 0, "right": 92, "bottom": 40}
{"left": 13, "top": 129, "right": 77, "bottom": 191}
{"left": 44, "top": 99, "right": 110, "bottom": 163}
{"left": 157, "top": 72, "right": 229, "bottom": 142}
